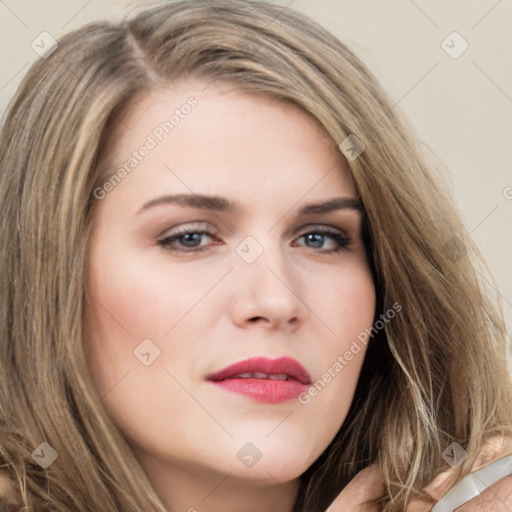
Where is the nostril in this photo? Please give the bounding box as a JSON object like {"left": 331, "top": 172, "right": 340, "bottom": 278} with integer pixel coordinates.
{"left": 249, "top": 317, "right": 266, "bottom": 323}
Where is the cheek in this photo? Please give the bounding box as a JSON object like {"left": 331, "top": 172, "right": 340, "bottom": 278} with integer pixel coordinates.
{"left": 84, "top": 244, "right": 211, "bottom": 341}
{"left": 329, "top": 261, "right": 376, "bottom": 367}
{"left": 297, "top": 260, "right": 376, "bottom": 439}
{"left": 303, "top": 253, "right": 376, "bottom": 350}
{"left": 82, "top": 242, "right": 226, "bottom": 393}
{"left": 83, "top": 242, "right": 165, "bottom": 391}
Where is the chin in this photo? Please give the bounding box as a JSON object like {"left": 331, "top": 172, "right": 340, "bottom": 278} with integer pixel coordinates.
{"left": 227, "top": 455, "right": 311, "bottom": 485}
{"left": 227, "top": 433, "right": 322, "bottom": 483}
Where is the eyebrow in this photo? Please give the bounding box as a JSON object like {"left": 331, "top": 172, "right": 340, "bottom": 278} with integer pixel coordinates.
{"left": 136, "top": 193, "right": 364, "bottom": 216}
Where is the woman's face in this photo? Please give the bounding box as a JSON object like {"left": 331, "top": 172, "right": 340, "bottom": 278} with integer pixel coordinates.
{"left": 84, "top": 79, "right": 376, "bottom": 505}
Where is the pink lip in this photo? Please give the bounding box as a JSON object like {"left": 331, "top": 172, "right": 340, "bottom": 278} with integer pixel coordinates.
{"left": 206, "top": 356, "right": 312, "bottom": 404}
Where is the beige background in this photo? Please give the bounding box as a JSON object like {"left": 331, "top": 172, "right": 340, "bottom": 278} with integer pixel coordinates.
{"left": 1, "top": 0, "right": 511, "bottom": 335}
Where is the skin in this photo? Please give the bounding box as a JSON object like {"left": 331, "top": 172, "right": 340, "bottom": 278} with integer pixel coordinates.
{"left": 83, "top": 79, "right": 376, "bottom": 512}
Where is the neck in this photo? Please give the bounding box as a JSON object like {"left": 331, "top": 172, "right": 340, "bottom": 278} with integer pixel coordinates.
{"left": 137, "top": 453, "right": 300, "bottom": 512}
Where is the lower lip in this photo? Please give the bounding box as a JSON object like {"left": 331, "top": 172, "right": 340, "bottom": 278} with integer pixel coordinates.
{"left": 209, "top": 378, "right": 308, "bottom": 403}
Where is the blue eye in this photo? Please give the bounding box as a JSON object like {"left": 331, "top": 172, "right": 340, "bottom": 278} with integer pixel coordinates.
{"left": 159, "top": 229, "right": 214, "bottom": 252}
{"left": 158, "top": 225, "right": 352, "bottom": 254}
{"left": 294, "top": 228, "right": 352, "bottom": 253}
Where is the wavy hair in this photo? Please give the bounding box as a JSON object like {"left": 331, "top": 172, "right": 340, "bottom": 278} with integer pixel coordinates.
{"left": 0, "top": 1, "right": 511, "bottom": 510}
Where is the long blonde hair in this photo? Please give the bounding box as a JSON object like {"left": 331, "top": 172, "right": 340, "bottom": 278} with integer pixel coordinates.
{"left": 1, "top": 1, "right": 511, "bottom": 510}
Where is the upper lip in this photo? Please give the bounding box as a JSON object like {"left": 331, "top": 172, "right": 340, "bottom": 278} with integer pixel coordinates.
{"left": 206, "top": 356, "right": 312, "bottom": 385}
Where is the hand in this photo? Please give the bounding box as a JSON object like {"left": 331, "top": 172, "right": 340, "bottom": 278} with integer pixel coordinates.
{"left": 324, "top": 463, "right": 384, "bottom": 512}
{"left": 324, "top": 463, "right": 439, "bottom": 512}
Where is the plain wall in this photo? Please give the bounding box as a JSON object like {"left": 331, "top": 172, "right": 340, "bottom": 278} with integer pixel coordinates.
{"left": 1, "top": 0, "right": 511, "bottom": 335}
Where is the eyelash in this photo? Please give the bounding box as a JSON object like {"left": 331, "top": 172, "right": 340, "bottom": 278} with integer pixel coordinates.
{"left": 157, "top": 224, "right": 352, "bottom": 255}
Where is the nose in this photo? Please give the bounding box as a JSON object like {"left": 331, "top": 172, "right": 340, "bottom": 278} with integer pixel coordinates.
{"left": 228, "top": 240, "right": 303, "bottom": 331}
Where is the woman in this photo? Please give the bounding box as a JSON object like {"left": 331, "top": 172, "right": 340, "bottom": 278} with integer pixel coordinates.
{"left": 0, "top": 1, "right": 511, "bottom": 510}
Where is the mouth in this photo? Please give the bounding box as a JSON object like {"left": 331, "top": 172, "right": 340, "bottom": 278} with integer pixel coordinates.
{"left": 206, "top": 356, "right": 312, "bottom": 404}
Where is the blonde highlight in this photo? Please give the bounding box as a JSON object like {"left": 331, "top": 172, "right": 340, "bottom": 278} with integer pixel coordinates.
{"left": 0, "top": 1, "right": 511, "bottom": 510}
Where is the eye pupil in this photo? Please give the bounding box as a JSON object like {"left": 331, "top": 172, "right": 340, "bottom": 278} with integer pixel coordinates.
{"left": 306, "top": 233, "right": 324, "bottom": 248}
{"left": 181, "top": 233, "right": 202, "bottom": 246}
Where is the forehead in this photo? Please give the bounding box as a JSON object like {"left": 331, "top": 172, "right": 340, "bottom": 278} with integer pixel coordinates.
{"left": 96, "top": 79, "right": 357, "bottom": 207}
